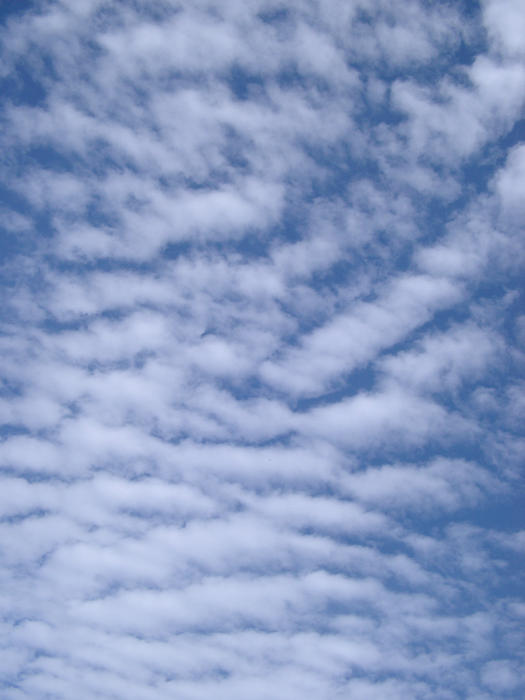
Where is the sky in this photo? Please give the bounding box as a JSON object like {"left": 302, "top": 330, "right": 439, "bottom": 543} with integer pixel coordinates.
{"left": 0, "top": 0, "right": 524, "bottom": 698}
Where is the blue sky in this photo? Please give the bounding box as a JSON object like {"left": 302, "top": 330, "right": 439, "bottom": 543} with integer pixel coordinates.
{"left": 0, "top": 1, "right": 524, "bottom": 698}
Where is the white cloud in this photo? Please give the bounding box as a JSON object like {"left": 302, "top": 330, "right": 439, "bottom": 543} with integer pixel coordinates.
{"left": 481, "top": 660, "right": 520, "bottom": 692}
{"left": 261, "top": 273, "right": 462, "bottom": 396}
{"left": 482, "top": 0, "right": 525, "bottom": 58}
{"left": 493, "top": 143, "right": 525, "bottom": 222}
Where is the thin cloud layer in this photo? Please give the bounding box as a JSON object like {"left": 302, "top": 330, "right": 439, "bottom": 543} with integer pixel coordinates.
{"left": 0, "top": 1, "right": 524, "bottom": 698}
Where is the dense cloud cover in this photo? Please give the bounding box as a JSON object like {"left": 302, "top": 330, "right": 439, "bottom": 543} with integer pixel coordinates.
{"left": 0, "top": 1, "right": 524, "bottom": 698}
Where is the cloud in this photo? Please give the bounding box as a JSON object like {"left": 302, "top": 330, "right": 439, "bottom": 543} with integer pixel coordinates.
{"left": 0, "top": 0, "right": 523, "bottom": 698}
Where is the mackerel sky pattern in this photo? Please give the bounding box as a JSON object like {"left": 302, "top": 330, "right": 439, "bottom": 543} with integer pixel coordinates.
{"left": 0, "top": 1, "right": 524, "bottom": 698}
